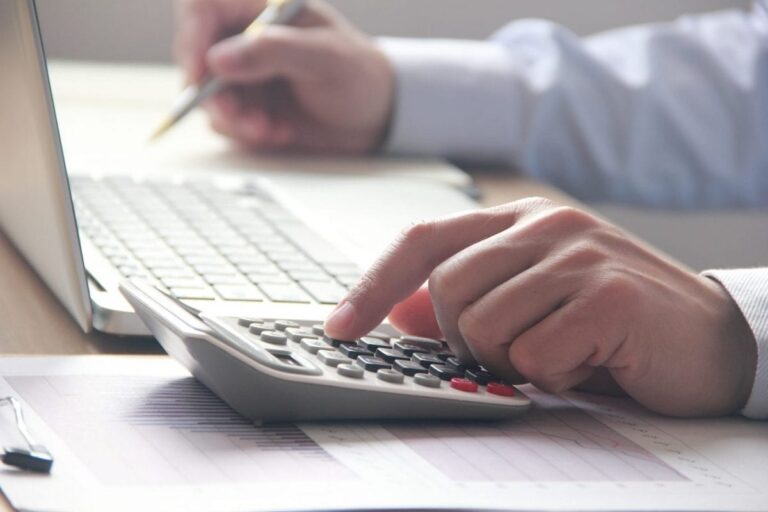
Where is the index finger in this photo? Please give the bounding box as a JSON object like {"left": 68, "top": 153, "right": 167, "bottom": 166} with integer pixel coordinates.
{"left": 323, "top": 198, "right": 551, "bottom": 340}
{"left": 174, "top": 0, "right": 223, "bottom": 83}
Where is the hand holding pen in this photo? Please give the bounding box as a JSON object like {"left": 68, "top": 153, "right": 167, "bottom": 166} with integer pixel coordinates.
{"left": 159, "top": 0, "right": 395, "bottom": 153}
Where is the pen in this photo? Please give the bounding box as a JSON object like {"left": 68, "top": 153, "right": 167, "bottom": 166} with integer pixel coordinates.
{"left": 149, "top": 0, "right": 306, "bottom": 141}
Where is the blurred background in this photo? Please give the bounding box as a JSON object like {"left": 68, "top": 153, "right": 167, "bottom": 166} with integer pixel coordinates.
{"left": 36, "top": 0, "right": 766, "bottom": 270}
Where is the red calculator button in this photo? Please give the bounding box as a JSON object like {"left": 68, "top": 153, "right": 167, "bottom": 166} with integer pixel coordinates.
{"left": 450, "top": 378, "right": 478, "bottom": 393}
{"left": 487, "top": 382, "right": 516, "bottom": 397}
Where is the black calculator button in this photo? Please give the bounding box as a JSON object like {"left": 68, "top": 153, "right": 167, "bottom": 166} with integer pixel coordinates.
{"left": 446, "top": 357, "right": 468, "bottom": 373}
{"left": 355, "top": 356, "right": 391, "bottom": 372}
{"left": 412, "top": 353, "right": 444, "bottom": 368}
{"left": 393, "top": 360, "right": 428, "bottom": 376}
{"left": 337, "top": 363, "right": 364, "bottom": 379}
{"left": 465, "top": 368, "right": 495, "bottom": 385}
{"left": 358, "top": 336, "right": 390, "bottom": 351}
{"left": 274, "top": 320, "right": 300, "bottom": 331}
{"left": 375, "top": 348, "right": 409, "bottom": 363}
{"left": 429, "top": 364, "right": 463, "bottom": 381}
{"left": 366, "top": 331, "right": 392, "bottom": 342}
{"left": 248, "top": 322, "right": 275, "bottom": 335}
{"left": 317, "top": 350, "right": 352, "bottom": 367}
{"left": 377, "top": 369, "right": 405, "bottom": 384}
{"left": 339, "top": 345, "right": 374, "bottom": 359}
{"left": 399, "top": 335, "right": 444, "bottom": 351}
{"left": 301, "top": 338, "right": 330, "bottom": 354}
{"left": 434, "top": 350, "right": 453, "bottom": 361}
{"left": 414, "top": 373, "right": 441, "bottom": 388}
{"left": 260, "top": 331, "right": 288, "bottom": 346}
{"left": 392, "top": 342, "right": 428, "bottom": 356}
{"left": 323, "top": 336, "right": 353, "bottom": 348}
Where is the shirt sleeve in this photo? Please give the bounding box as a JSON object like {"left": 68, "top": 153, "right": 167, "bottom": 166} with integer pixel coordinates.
{"left": 378, "top": 3, "right": 768, "bottom": 209}
{"left": 703, "top": 268, "right": 768, "bottom": 419}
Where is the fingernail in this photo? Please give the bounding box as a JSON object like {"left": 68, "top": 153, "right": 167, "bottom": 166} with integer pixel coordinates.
{"left": 324, "top": 301, "right": 356, "bottom": 337}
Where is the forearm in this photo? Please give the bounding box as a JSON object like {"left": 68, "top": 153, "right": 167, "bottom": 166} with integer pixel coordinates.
{"left": 380, "top": 6, "right": 768, "bottom": 208}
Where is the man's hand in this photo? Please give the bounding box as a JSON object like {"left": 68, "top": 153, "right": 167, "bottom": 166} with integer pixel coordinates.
{"left": 174, "top": 0, "right": 394, "bottom": 153}
{"left": 324, "top": 198, "right": 757, "bottom": 417}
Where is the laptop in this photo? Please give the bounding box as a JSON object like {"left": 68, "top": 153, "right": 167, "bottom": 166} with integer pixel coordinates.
{"left": 0, "top": 0, "right": 479, "bottom": 337}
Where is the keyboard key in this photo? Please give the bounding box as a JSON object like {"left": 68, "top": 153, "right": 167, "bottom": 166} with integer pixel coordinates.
{"left": 376, "top": 369, "right": 405, "bottom": 384}
{"left": 393, "top": 360, "right": 428, "bottom": 377}
{"left": 170, "top": 287, "right": 216, "bottom": 300}
{"left": 317, "top": 350, "right": 352, "bottom": 368}
{"left": 278, "top": 223, "right": 350, "bottom": 265}
{"left": 337, "top": 363, "right": 364, "bottom": 379}
{"left": 338, "top": 345, "right": 373, "bottom": 360}
{"left": 321, "top": 263, "right": 362, "bottom": 277}
{"left": 429, "top": 365, "right": 463, "bottom": 381}
{"left": 245, "top": 273, "right": 291, "bottom": 284}
{"left": 414, "top": 373, "right": 441, "bottom": 388}
{"left": 355, "top": 356, "right": 391, "bottom": 372}
{"left": 289, "top": 271, "right": 332, "bottom": 282}
{"left": 161, "top": 277, "right": 207, "bottom": 289}
{"left": 214, "top": 285, "right": 264, "bottom": 302}
{"left": 205, "top": 274, "right": 249, "bottom": 286}
{"left": 375, "top": 348, "right": 409, "bottom": 364}
{"left": 412, "top": 353, "right": 444, "bottom": 368}
{"left": 299, "top": 281, "right": 347, "bottom": 304}
{"left": 259, "top": 283, "right": 312, "bottom": 303}
{"left": 450, "top": 378, "right": 478, "bottom": 393}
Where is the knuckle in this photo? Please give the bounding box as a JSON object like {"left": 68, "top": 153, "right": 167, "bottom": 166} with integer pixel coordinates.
{"left": 542, "top": 206, "right": 600, "bottom": 233}
{"left": 456, "top": 306, "right": 495, "bottom": 348}
{"left": 508, "top": 342, "right": 544, "bottom": 381}
{"left": 593, "top": 271, "right": 638, "bottom": 310}
{"left": 398, "top": 219, "right": 439, "bottom": 250}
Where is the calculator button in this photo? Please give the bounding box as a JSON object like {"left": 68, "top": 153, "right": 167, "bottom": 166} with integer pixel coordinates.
{"left": 399, "top": 335, "right": 444, "bottom": 351}
{"left": 237, "top": 317, "right": 261, "bottom": 327}
{"left": 392, "top": 342, "right": 428, "bottom": 356}
{"left": 376, "top": 369, "right": 404, "bottom": 384}
{"left": 301, "top": 338, "right": 331, "bottom": 354}
{"left": 317, "top": 350, "right": 352, "bottom": 368}
{"left": 274, "top": 320, "right": 300, "bottom": 331}
{"left": 311, "top": 324, "right": 325, "bottom": 336}
{"left": 450, "top": 378, "right": 478, "bottom": 393}
{"left": 446, "top": 357, "right": 468, "bottom": 373}
{"left": 324, "top": 336, "right": 353, "bottom": 348}
{"left": 285, "top": 327, "right": 317, "bottom": 342}
{"left": 393, "top": 360, "right": 428, "bottom": 376}
{"left": 337, "top": 363, "right": 364, "bottom": 379}
{"left": 429, "top": 365, "right": 463, "bottom": 381}
{"left": 375, "top": 348, "right": 409, "bottom": 363}
{"left": 487, "top": 382, "right": 516, "bottom": 397}
{"left": 339, "top": 345, "right": 374, "bottom": 360}
{"left": 358, "top": 336, "right": 390, "bottom": 351}
{"left": 465, "top": 368, "right": 495, "bottom": 385}
{"left": 355, "top": 356, "right": 391, "bottom": 372}
{"left": 260, "top": 331, "right": 288, "bottom": 346}
{"left": 249, "top": 322, "right": 275, "bottom": 335}
{"left": 366, "top": 331, "right": 391, "bottom": 342}
{"left": 412, "top": 353, "right": 444, "bottom": 368}
{"left": 414, "top": 373, "right": 441, "bottom": 388}
{"left": 434, "top": 350, "right": 453, "bottom": 361}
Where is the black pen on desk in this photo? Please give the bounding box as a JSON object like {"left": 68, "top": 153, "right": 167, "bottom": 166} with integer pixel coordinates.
{"left": 149, "top": 0, "right": 306, "bottom": 141}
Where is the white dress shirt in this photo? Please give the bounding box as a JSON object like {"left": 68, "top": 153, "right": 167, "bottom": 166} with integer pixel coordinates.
{"left": 379, "top": 3, "right": 768, "bottom": 418}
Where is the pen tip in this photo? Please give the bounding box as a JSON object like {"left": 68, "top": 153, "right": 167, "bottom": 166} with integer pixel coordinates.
{"left": 148, "top": 117, "right": 174, "bottom": 143}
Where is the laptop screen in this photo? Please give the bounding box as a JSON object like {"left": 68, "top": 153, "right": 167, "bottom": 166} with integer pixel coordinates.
{"left": 0, "top": 0, "right": 92, "bottom": 331}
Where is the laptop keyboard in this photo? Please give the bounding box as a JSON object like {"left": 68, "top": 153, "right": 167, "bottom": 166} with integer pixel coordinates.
{"left": 69, "top": 176, "right": 362, "bottom": 305}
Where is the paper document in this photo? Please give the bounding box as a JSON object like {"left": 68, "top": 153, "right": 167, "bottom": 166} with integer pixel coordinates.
{"left": 0, "top": 356, "right": 766, "bottom": 511}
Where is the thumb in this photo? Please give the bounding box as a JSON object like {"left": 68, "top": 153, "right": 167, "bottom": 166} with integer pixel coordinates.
{"left": 388, "top": 287, "right": 443, "bottom": 340}
{"left": 207, "top": 26, "right": 331, "bottom": 83}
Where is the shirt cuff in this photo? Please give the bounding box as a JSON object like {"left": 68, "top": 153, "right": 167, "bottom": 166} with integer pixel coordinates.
{"left": 377, "top": 37, "right": 522, "bottom": 163}
{"left": 703, "top": 268, "right": 768, "bottom": 419}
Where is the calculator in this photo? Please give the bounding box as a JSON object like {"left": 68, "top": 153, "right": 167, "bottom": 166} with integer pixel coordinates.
{"left": 120, "top": 280, "right": 531, "bottom": 423}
